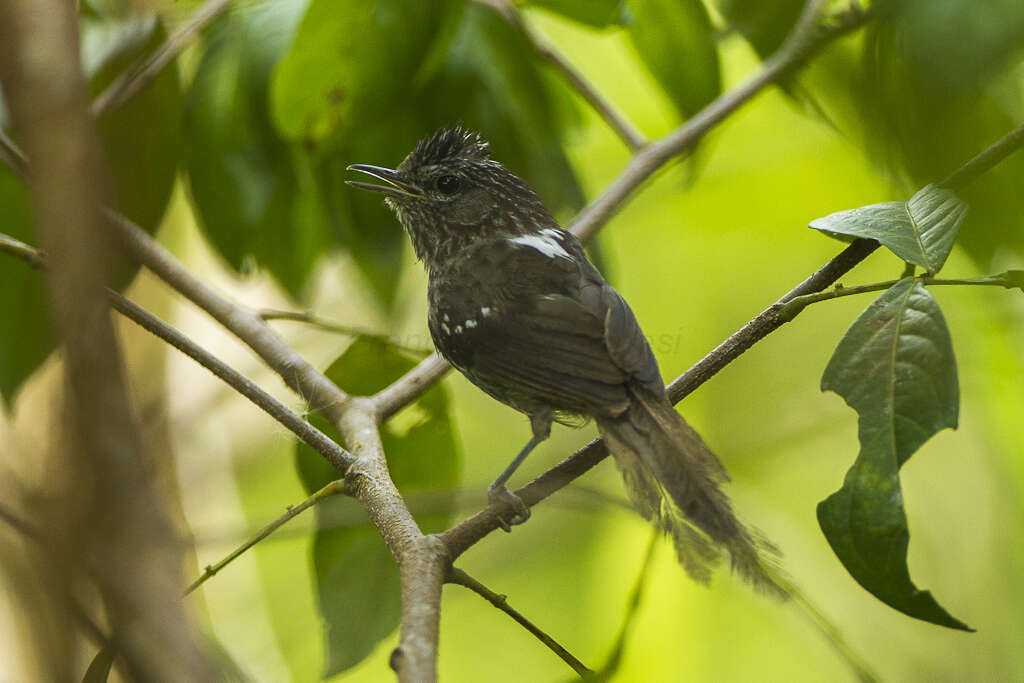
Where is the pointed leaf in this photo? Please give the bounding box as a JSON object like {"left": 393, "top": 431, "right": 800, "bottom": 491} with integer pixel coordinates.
{"left": 294, "top": 338, "right": 460, "bottom": 676}
{"left": 527, "top": 0, "right": 626, "bottom": 27}
{"left": 818, "top": 278, "right": 970, "bottom": 630}
{"left": 183, "top": 0, "right": 328, "bottom": 297}
{"left": 81, "top": 647, "right": 115, "bottom": 683}
{"left": 810, "top": 184, "right": 968, "bottom": 274}
{"left": 626, "top": 0, "right": 720, "bottom": 120}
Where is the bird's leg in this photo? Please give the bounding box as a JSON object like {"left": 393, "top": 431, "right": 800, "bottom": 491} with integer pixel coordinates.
{"left": 488, "top": 411, "right": 552, "bottom": 531}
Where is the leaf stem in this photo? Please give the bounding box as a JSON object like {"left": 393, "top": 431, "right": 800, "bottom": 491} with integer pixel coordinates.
{"left": 779, "top": 272, "right": 1024, "bottom": 319}
{"left": 184, "top": 480, "right": 346, "bottom": 596}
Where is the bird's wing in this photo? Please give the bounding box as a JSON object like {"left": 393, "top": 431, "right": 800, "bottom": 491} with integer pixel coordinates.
{"left": 443, "top": 229, "right": 664, "bottom": 416}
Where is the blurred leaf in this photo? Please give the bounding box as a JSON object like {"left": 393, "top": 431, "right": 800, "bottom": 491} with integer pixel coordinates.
{"left": 626, "top": 0, "right": 720, "bottom": 120}
{"left": 713, "top": 0, "right": 804, "bottom": 58}
{"left": 798, "top": 1, "right": 1024, "bottom": 265}
{"left": 810, "top": 184, "right": 968, "bottom": 274}
{"left": 82, "top": 13, "right": 183, "bottom": 233}
{"left": 818, "top": 278, "right": 970, "bottom": 631}
{"left": 528, "top": 0, "right": 627, "bottom": 27}
{"left": 0, "top": 11, "right": 182, "bottom": 402}
{"left": 425, "top": 4, "right": 586, "bottom": 215}
{"left": 271, "top": 1, "right": 449, "bottom": 149}
{"left": 0, "top": 170, "right": 51, "bottom": 404}
{"left": 294, "top": 338, "right": 460, "bottom": 676}
{"left": 81, "top": 647, "right": 115, "bottom": 683}
{"left": 183, "top": 0, "right": 327, "bottom": 297}
{"left": 267, "top": 0, "right": 454, "bottom": 304}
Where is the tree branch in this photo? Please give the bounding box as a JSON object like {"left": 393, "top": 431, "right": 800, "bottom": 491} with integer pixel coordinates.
{"left": 0, "top": 0, "right": 214, "bottom": 677}
{"left": 568, "top": 0, "right": 870, "bottom": 244}
{"left": 446, "top": 567, "right": 592, "bottom": 678}
{"left": 0, "top": 233, "right": 355, "bottom": 473}
{"left": 259, "top": 308, "right": 434, "bottom": 356}
{"left": 471, "top": 0, "right": 646, "bottom": 152}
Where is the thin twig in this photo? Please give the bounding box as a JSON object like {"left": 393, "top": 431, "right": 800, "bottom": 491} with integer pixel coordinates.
{"left": 0, "top": 232, "right": 355, "bottom": 473}
{"left": 940, "top": 121, "right": 1024, "bottom": 191}
{"left": 184, "top": 480, "right": 345, "bottom": 596}
{"left": 772, "top": 574, "right": 880, "bottom": 683}
{"left": 446, "top": 567, "right": 592, "bottom": 678}
{"left": 91, "top": 0, "right": 233, "bottom": 116}
{"left": 779, "top": 272, "right": 1024, "bottom": 319}
{"left": 590, "top": 530, "right": 658, "bottom": 681}
{"left": 568, "top": 0, "right": 871, "bottom": 244}
{"left": 258, "top": 308, "right": 434, "bottom": 356}
{"left": 0, "top": 127, "right": 28, "bottom": 179}
{"left": 471, "top": 0, "right": 646, "bottom": 152}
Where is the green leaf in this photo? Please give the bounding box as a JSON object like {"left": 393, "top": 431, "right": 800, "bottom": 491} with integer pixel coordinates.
{"left": 270, "top": 0, "right": 449, "bottom": 149}
{"left": 0, "top": 170, "right": 51, "bottom": 404}
{"left": 810, "top": 184, "right": 968, "bottom": 274}
{"left": 183, "top": 0, "right": 327, "bottom": 297}
{"left": 81, "top": 646, "right": 115, "bottom": 683}
{"left": 626, "top": 0, "right": 720, "bottom": 120}
{"left": 82, "top": 13, "right": 183, "bottom": 233}
{"left": 426, "top": 4, "right": 586, "bottom": 216}
{"left": 527, "top": 0, "right": 626, "bottom": 27}
{"left": 818, "top": 278, "right": 971, "bottom": 631}
{"left": 294, "top": 338, "right": 460, "bottom": 676}
{"left": 712, "top": 0, "right": 804, "bottom": 58}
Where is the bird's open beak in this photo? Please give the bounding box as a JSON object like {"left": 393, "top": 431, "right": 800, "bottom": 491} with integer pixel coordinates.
{"left": 345, "top": 164, "right": 422, "bottom": 198}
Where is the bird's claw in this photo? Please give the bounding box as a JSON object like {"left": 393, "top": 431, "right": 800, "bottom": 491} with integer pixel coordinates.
{"left": 488, "top": 484, "right": 530, "bottom": 532}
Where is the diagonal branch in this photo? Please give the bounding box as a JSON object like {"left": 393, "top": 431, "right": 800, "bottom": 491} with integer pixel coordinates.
{"left": 0, "top": 232, "right": 354, "bottom": 473}
{"left": 91, "top": 0, "right": 233, "bottom": 116}
{"left": 567, "top": 0, "right": 869, "bottom": 244}
{"left": 440, "top": 113, "right": 1024, "bottom": 559}
{"left": 471, "top": 0, "right": 646, "bottom": 151}
{"left": 447, "top": 567, "right": 592, "bottom": 678}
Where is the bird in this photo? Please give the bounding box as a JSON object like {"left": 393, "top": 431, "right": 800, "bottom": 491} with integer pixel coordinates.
{"left": 348, "top": 125, "right": 781, "bottom": 593}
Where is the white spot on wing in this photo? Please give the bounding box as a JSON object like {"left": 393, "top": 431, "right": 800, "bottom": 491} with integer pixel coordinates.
{"left": 509, "top": 230, "right": 570, "bottom": 260}
{"left": 481, "top": 307, "right": 493, "bottom": 317}
{"left": 465, "top": 319, "right": 477, "bottom": 328}
{"left": 455, "top": 325, "right": 463, "bottom": 334}
{"left": 441, "top": 323, "right": 450, "bottom": 334}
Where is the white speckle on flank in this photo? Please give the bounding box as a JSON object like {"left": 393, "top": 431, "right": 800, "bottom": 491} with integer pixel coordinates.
{"left": 465, "top": 319, "right": 477, "bottom": 328}
{"left": 481, "top": 307, "right": 493, "bottom": 317}
{"left": 455, "top": 325, "right": 463, "bottom": 334}
{"left": 441, "top": 323, "right": 450, "bottom": 334}
{"left": 443, "top": 313, "right": 450, "bottom": 322}
{"left": 509, "top": 230, "right": 570, "bottom": 260}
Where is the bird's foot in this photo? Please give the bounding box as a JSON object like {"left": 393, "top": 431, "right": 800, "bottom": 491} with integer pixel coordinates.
{"left": 487, "top": 484, "right": 530, "bottom": 532}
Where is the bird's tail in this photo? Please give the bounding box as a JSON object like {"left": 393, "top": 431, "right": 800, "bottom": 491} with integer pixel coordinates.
{"left": 596, "top": 387, "right": 785, "bottom": 597}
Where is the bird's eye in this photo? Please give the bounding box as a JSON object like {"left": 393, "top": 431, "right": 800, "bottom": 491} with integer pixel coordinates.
{"left": 436, "top": 174, "right": 461, "bottom": 195}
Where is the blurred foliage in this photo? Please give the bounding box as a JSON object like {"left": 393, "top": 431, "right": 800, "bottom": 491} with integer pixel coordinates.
{"left": 293, "top": 338, "right": 460, "bottom": 676}
{"left": 626, "top": 0, "right": 721, "bottom": 120}
{"left": 1, "top": 0, "right": 1023, "bottom": 680}
{"left": 0, "top": 8, "right": 181, "bottom": 401}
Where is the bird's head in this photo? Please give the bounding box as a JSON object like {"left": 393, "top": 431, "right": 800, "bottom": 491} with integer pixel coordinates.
{"left": 347, "top": 125, "right": 556, "bottom": 267}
